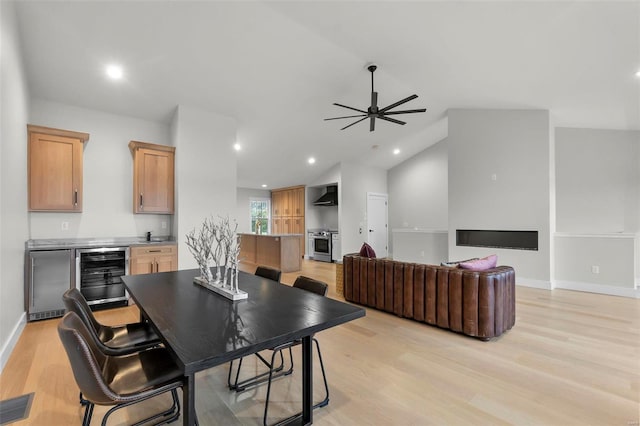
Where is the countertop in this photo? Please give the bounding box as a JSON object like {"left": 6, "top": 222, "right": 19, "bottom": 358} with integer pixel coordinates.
{"left": 238, "top": 233, "right": 303, "bottom": 237}
{"left": 26, "top": 237, "right": 177, "bottom": 250}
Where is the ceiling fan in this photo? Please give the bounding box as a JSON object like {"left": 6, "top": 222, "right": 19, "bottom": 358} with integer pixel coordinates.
{"left": 325, "top": 64, "right": 427, "bottom": 131}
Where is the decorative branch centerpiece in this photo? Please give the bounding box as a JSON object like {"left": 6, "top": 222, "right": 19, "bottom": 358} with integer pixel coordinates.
{"left": 186, "top": 215, "right": 247, "bottom": 301}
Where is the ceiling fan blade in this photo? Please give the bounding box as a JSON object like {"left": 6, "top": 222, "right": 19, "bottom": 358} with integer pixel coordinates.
{"left": 370, "top": 116, "right": 375, "bottom": 132}
{"left": 333, "top": 103, "right": 367, "bottom": 114}
{"left": 382, "top": 108, "right": 427, "bottom": 115}
{"left": 341, "top": 116, "right": 369, "bottom": 130}
{"left": 378, "top": 94, "right": 418, "bottom": 113}
{"left": 324, "top": 114, "right": 367, "bottom": 121}
{"left": 371, "top": 91, "right": 378, "bottom": 110}
{"left": 378, "top": 115, "right": 406, "bottom": 126}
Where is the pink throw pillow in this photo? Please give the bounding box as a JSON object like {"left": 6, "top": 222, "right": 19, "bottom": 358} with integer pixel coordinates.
{"left": 459, "top": 254, "right": 498, "bottom": 271}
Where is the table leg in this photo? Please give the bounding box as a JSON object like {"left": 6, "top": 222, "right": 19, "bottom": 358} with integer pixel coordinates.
{"left": 302, "top": 335, "right": 313, "bottom": 425}
{"left": 184, "top": 373, "right": 196, "bottom": 425}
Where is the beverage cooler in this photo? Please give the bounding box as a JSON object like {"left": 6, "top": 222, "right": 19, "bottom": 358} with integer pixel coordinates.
{"left": 75, "top": 247, "right": 129, "bottom": 307}
{"left": 26, "top": 249, "right": 74, "bottom": 321}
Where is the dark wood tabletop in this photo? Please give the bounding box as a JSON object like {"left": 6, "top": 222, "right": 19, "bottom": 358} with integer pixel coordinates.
{"left": 122, "top": 268, "right": 365, "bottom": 425}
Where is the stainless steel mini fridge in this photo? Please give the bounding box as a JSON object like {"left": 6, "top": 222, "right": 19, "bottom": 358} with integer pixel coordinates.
{"left": 26, "top": 249, "right": 74, "bottom": 321}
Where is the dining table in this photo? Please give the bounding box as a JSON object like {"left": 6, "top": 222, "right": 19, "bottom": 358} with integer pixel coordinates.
{"left": 122, "top": 268, "right": 365, "bottom": 425}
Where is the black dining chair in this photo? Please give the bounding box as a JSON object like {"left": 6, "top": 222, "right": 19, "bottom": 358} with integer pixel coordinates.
{"left": 58, "top": 311, "right": 184, "bottom": 426}
{"left": 227, "top": 266, "right": 290, "bottom": 391}
{"left": 254, "top": 266, "right": 282, "bottom": 282}
{"left": 262, "top": 275, "right": 330, "bottom": 426}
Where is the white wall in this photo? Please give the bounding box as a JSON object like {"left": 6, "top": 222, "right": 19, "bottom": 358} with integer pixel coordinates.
{"left": 392, "top": 230, "right": 448, "bottom": 264}
{"left": 171, "top": 105, "right": 237, "bottom": 269}
{"left": 554, "top": 127, "right": 639, "bottom": 294}
{"left": 387, "top": 139, "right": 448, "bottom": 258}
{"left": 556, "top": 128, "right": 639, "bottom": 233}
{"left": 28, "top": 100, "right": 172, "bottom": 239}
{"left": 236, "top": 187, "right": 270, "bottom": 233}
{"left": 448, "top": 109, "right": 551, "bottom": 285}
{"left": 555, "top": 234, "right": 636, "bottom": 296}
{"left": 0, "top": 0, "right": 30, "bottom": 371}
{"left": 340, "top": 162, "right": 387, "bottom": 255}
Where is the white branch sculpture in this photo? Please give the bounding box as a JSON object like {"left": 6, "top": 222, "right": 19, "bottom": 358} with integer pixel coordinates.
{"left": 187, "top": 215, "right": 246, "bottom": 300}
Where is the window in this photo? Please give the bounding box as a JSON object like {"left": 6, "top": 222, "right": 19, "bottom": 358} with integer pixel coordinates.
{"left": 250, "top": 198, "right": 270, "bottom": 234}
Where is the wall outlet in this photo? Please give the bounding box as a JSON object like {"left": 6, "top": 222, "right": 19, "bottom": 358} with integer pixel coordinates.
{"left": 161, "top": 221, "right": 167, "bottom": 229}
{"left": 491, "top": 173, "right": 497, "bottom": 181}
{"left": 591, "top": 265, "right": 600, "bottom": 274}
{"left": 420, "top": 251, "right": 425, "bottom": 257}
{"left": 61, "top": 221, "right": 69, "bottom": 231}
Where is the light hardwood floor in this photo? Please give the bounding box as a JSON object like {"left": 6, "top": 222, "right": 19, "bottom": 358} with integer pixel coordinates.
{"left": 1, "top": 260, "right": 639, "bottom": 425}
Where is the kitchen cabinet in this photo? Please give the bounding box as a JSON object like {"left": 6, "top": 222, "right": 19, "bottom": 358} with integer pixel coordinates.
{"left": 129, "top": 141, "right": 175, "bottom": 214}
{"left": 129, "top": 245, "right": 177, "bottom": 275}
{"left": 27, "top": 125, "right": 89, "bottom": 212}
{"left": 239, "top": 234, "right": 301, "bottom": 272}
{"left": 271, "top": 185, "right": 305, "bottom": 256}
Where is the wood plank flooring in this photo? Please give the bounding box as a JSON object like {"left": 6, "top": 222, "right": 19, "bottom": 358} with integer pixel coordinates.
{"left": 1, "top": 260, "right": 638, "bottom": 425}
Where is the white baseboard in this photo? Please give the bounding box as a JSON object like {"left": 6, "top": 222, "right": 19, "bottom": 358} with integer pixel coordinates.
{"left": 554, "top": 280, "right": 640, "bottom": 299}
{"left": 0, "top": 312, "right": 26, "bottom": 374}
{"left": 516, "top": 278, "right": 553, "bottom": 290}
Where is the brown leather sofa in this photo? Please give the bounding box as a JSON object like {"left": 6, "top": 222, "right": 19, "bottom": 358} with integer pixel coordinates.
{"left": 343, "top": 254, "right": 516, "bottom": 340}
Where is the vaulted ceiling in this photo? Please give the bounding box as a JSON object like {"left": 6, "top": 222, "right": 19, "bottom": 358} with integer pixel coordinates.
{"left": 14, "top": 1, "right": 640, "bottom": 189}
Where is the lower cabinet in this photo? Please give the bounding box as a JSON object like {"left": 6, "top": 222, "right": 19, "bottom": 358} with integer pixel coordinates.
{"left": 130, "top": 245, "right": 177, "bottom": 275}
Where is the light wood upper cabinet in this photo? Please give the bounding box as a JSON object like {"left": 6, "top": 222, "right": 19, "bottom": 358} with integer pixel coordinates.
{"left": 129, "top": 141, "right": 175, "bottom": 214}
{"left": 290, "top": 188, "right": 305, "bottom": 216}
{"left": 130, "top": 245, "right": 177, "bottom": 275}
{"left": 27, "top": 125, "right": 89, "bottom": 212}
{"left": 271, "top": 185, "right": 305, "bottom": 256}
{"left": 272, "top": 186, "right": 305, "bottom": 220}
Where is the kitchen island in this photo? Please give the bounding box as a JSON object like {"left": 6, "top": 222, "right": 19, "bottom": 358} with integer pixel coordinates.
{"left": 238, "top": 233, "right": 301, "bottom": 273}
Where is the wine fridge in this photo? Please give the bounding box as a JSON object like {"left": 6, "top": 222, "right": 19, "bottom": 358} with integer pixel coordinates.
{"left": 75, "top": 247, "right": 129, "bottom": 308}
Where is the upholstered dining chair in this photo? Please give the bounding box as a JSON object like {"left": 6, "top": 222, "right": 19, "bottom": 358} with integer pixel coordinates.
{"left": 261, "top": 275, "right": 330, "bottom": 425}
{"left": 254, "top": 265, "right": 282, "bottom": 282}
{"left": 227, "top": 266, "right": 290, "bottom": 391}
{"left": 58, "top": 312, "right": 184, "bottom": 426}
{"left": 63, "top": 288, "right": 162, "bottom": 407}
{"left": 62, "top": 288, "right": 160, "bottom": 356}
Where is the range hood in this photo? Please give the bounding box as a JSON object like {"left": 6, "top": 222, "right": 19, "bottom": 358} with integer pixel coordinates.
{"left": 313, "top": 185, "right": 338, "bottom": 206}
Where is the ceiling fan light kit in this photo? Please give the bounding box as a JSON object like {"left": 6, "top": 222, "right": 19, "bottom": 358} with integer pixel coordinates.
{"left": 325, "top": 64, "right": 427, "bottom": 131}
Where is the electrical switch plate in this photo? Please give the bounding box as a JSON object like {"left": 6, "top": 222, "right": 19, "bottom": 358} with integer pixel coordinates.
{"left": 61, "top": 221, "right": 69, "bottom": 231}
{"left": 161, "top": 221, "right": 167, "bottom": 229}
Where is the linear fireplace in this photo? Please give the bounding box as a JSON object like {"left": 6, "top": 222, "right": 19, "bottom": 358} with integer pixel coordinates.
{"left": 456, "top": 229, "right": 538, "bottom": 251}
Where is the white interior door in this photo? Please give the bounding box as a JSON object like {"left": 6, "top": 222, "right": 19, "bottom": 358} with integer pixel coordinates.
{"left": 367, "top": 192, "right": 388, "bottom": 258}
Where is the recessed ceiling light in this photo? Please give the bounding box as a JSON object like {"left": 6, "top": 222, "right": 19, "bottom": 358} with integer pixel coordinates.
{"left": 233, "top": 143, "right": 241, "bottom": 151}
{"left": 308, "top": 157, "right": 316, "bottom": 165}
{"left": 261, "top": 184, "right": 267, "bottom": 188}
{"left": 636, "top": 70, "right": 640, "bottom": 78}
{"left": 393, "top": 148, "right": 400, "bottom": 155}
{"left": 105, "top": 64, "right": 123, "bottom": 80}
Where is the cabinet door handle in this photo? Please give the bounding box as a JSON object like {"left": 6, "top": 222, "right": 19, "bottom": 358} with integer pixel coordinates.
{"left": 155, "top": 261, "right": 159, "bottom": 272}
{"left": 74, "top": 189, "right": 78, "bottom": 206}
{"left": 30, "top": 259, "right": 35, "bottom": 308}
{"left": 148, "top": 249, "right": 161, "bottom": 253}
{"left": 139, "top": 194, "right": 143, "bottom": 209}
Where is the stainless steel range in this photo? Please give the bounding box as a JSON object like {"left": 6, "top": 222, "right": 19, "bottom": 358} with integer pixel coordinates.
{"left": 311, "top": 231, "right": 332, "bottom": 262}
